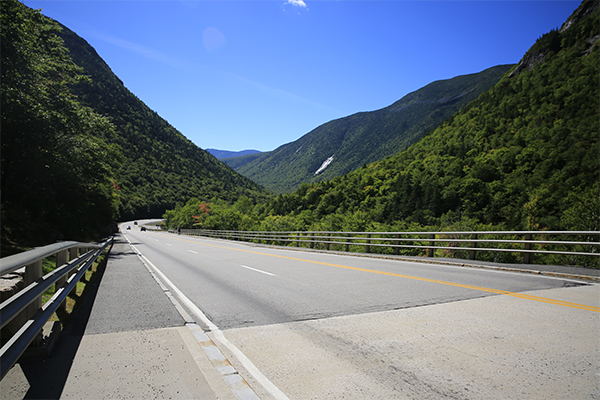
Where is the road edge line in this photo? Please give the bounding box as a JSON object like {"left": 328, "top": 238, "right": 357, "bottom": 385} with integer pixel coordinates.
{"left": 122, "top": 234, "right": 289, "bottom": 400}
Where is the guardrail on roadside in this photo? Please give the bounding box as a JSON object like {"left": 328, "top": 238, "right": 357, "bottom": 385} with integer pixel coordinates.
{"left": 178, "top": 229, "right": 599, "bottom": 265}
{"left": 0, "top": 237, "right": 113, "bottom": 380}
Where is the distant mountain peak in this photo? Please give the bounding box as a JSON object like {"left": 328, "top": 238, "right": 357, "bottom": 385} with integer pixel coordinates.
{"left": 207, "top": 148, "right": 262, "bottom": 160}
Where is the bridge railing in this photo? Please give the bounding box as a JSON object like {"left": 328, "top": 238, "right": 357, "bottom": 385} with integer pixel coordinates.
{"left": 180, "top": 229, "right": 599, "bottom": 265}
{"left": 0, "top": 237, "right": 113, "bottom": 380}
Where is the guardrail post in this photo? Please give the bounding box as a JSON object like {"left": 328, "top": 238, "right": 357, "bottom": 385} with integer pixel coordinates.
{"left": 345, "top": 234, "right": 350, "bottom": 252}
{"left": 310, "top": 233, "right": 315, "bottom": 249}
{"left": 428, "top": 234, "right": 435, "bottom": 257}
{"left": 523, "top": 233, "right": 533, "bottom": 264}
{"left": 325, "top": 233, "right": 330, "bottom": 251}
{"left": 395, "top": 234, "right": 400, "bottom": 255}
{"left": 68, "top": 248, "right": 79, "bottom": 296}
{"left": 366, "top": 234, "right": 371, "bottom": 253}
{"left": 55, "top": 250, "right": 68, "bottom": 313}
{"left": 469, "top": 234, "right": 478, "bottom": 260}
{"left": 24, "top": 259, "right": 43, "bottom": 346}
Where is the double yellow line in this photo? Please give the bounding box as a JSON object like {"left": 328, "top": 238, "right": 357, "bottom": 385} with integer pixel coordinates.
{"left": 169, "top": 234, "right": 600, "bottom": 313}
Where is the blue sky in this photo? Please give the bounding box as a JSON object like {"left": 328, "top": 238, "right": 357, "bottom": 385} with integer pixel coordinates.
{"left": 24, "top": 0, "right": 580, "bottom": 152}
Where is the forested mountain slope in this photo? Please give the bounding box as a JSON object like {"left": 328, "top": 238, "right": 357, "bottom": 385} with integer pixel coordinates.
{"left": 226, "top": 65, "right": 513, "bottom": 194}
{"left": 265, "top": 0, "right": 599, "bottom": 232}
{"left": 57, "top": 23, "right": 271, "bottom": 220}
{"left": 2, "top": 0, "right": 120, "bottom": 244}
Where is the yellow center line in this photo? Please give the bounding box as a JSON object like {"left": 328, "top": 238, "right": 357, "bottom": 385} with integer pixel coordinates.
{"left": 164, "top": 234, "right": 600, "bottom": 313}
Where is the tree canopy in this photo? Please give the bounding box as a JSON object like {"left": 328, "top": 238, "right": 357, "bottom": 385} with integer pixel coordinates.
{"left": 1, "top": 0, "right": 121, "bottom": 244}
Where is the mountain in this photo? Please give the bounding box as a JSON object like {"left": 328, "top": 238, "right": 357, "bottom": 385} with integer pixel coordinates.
{"left": 225, "top": 65, "right": 513, "bottom": 194}
{"left": 263, "top": 0, "right": 599, "bottom": 232}
{"left": 207, "top": 149, "right": 262, "bottom": 160}
{"left": 56, "top": 23, "right": 271, "bottom": 220}
{"left": 2, "top": 0, "right": 120, "bottom": 244}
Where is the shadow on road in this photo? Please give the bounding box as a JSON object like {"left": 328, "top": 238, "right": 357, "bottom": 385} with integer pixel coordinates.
{"left": 11, "top": 250, "right": 110, "bottom": 399}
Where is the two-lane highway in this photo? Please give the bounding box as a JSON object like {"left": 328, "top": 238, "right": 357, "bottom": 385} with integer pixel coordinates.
{"left": 122, "top": 223, "right": 600, "bottom": 399}
{"left": 123, "top": 225, "right": 572, "bottom": 329}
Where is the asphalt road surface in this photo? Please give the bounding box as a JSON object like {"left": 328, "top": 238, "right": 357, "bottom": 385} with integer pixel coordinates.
{"left": 122, "top": 223, "right": 600, "bottom": 399}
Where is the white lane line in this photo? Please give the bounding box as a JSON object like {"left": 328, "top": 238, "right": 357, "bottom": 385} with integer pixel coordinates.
{"left": 166, "top": 243, "right": 172, "bottom": 246}
{"left": 240, "top": 265, "right": 276, "bottom": 276}
{"left": 188, "top": 250, "right": 198, "bottom": 254}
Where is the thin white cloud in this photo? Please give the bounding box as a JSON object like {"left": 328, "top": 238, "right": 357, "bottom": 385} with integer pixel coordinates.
{"left": 92, "top": 32, "right": 192, "bottom": 71}
{"left": 220, "top": 69, "right": 338, "bottom": 114}
{"left": 285, "top": 0, "right": 307, "bottom": 8}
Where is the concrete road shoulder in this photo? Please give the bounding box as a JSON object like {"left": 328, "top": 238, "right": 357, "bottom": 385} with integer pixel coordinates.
{"left": 60, "top": 326, "right": 235, "bottom": 399}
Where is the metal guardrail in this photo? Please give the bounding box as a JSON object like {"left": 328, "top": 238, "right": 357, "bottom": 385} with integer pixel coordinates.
{"left": 180, "top": 229, "right": 599, "bottom": 264}
{"left": 0, "top": 237, "right": 113, "bottom": 380}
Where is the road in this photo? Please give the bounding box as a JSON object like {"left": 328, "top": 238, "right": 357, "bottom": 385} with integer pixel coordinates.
{"left": 122, "top": 223, "right": 600, "bottom": 399}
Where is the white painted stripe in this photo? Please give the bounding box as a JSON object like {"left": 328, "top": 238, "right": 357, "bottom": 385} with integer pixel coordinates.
{"left": 240, "top": 265, "right": 276, "bottom": 276}
{"left": 210, "top": 329, "right": 289, "bottom": 400}
{"left": 127, "top": 242, "right": 289, "bottom": 400}
{"left": 188, "top": 250, "right": 198, "bottom": 254}
{"left": 166, "top": 243, "right": 172, "bottom": 246}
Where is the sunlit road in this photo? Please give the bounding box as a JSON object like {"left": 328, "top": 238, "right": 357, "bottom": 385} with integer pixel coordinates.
{"left": 122, "top": 223, "right": 600, "bottom": 399}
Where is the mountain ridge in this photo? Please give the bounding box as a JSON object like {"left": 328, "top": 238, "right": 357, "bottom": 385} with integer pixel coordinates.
{"left": 225, "top": 64, "right": 513, "bottom": 194}
{"left": 56, "top": 22, "right": 271, "bottom": 220}
{"left": 207, "top": 149, "right": 262, "bottom": 160}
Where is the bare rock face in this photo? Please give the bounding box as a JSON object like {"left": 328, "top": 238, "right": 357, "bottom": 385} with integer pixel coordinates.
{"left": 0, "top": 269, "right": 26, "bottom": 345}
{"left": 509, "top": 0, "right": 599, "bottom": 78}
{"left": 508, "top": 51, "right": 547, "bottom": 78}
{"left": 0, "top": 270, "right": 25, "bottom": 302}
{"left": 559, "top": 0, "right": 599, "bottom": 33}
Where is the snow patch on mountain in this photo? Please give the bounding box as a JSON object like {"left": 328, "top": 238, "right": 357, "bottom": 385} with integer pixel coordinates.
{"left": 315, "top": 155, "right": 334, "bottom": 175}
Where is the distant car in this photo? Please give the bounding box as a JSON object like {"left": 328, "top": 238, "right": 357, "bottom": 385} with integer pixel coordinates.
{"left": 140, "top": 226, "right": 146, "bottom": 231}
{"left": 127, "top": 226, "right": 131, "bottom": 230}
{"left": 134, "top": 221, "right": 138, "bottom": 225}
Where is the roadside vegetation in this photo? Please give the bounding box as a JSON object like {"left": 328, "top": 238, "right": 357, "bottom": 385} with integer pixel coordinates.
{"left": 41, "top": 254, "right": 107, "bottom": 324}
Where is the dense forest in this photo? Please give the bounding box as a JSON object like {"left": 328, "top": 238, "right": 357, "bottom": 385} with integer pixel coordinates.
{"left": 226, "top": 65, "right": 513, "bottom": 194}
{"left": 165, "top": 1, "right": 599, "bottom": 246}
{"left": 1, "top": 0, "right": 270, "bottom": 247}
{"left": 1, "top": 0, "right": 120, "bottom": 244}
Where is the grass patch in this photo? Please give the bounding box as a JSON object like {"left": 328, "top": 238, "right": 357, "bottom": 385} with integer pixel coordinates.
{"left": 41, "top": 254, "right": 107, "bottom": 324}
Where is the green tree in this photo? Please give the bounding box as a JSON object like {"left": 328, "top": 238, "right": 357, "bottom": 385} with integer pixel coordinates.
{"left": 1, "top": 0, "right": 121, "bottom": 244}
